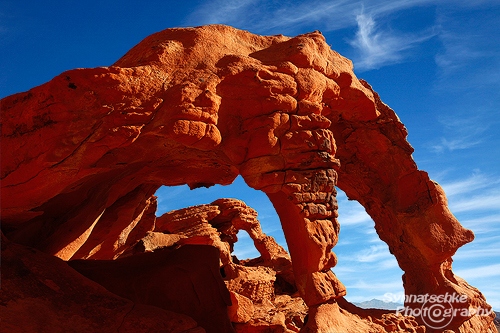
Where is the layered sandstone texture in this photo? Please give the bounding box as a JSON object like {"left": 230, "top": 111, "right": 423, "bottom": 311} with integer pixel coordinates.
{"left": 0, "top": 25, "right": 496, "bottom": 332}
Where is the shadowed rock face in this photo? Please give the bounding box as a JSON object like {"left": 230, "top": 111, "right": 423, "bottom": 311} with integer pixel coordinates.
{"left": 69, "top": 245, "right": 234, "bottom": 333}
{"left": 0, "top": 233, "right": 206, "bottom": 333}
{"left": 0, "top": 25, "right": 496, "bottom": 332}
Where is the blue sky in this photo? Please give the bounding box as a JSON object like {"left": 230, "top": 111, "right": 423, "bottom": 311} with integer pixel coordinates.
{"left": 1, "top": 0, "right": 499, "bottom": 309}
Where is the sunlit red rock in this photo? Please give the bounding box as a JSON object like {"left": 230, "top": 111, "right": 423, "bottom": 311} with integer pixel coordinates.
{"left": 1, "top": 24, "right": 496, "bottom": 332}
{"left": 228, "top": 291, "right": 255, "bottom": 324}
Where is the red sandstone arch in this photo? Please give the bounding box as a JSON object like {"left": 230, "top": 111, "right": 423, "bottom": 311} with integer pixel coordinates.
{"left": 0, "top": 25, "right": 495, "bottom": 332}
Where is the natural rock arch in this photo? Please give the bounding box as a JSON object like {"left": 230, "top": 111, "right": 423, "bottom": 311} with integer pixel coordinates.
{"left": 0, "top": 25, "right": 495, "bottom": 332}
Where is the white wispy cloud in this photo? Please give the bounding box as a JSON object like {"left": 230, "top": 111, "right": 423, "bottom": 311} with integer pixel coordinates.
{"left": 337, "top": 241, "right": 399, "bottom": 270}
{"left": 434, "top": 10, "right": 500, "bottom": 76}
{"left": 455, "top": 247, "right": 500, "bottom": 260}
{"left": 233, "top": 230, "right": 263, "bottom": 259}
{"left": 379, "top": 258, "right": 399, "bottom": 269}
{"left": 455, "top": 235, "right": 500, "bottom": 261}
{"left": 483, "top": 290, "right": 500, "bottom": 310}
{"left": 249, "top": 1, "right": 357, "bottom": 33}
{"left": 185, "top": 0, "right": 357, "bottom": 33}
{"left": 186, "top": 0, "right": 464, "bottom": 72}
{"left": 431, "top": 137, "right": 483, "bottom": 153}
{"left": 430, "top": 114, "right": 490, "bottom": 153}
{"left": 432, "top": 6, "right": 500, "bottom": 106}
{"left": 347, "top": 279, "right": 403, "bottom": 292}
{"left": 434, "top": 172, "right": 500, "bottom": 315}
{"left": 460, "top": 215, "right": 500, "bottom": 234}
{"left": 338, "top": 209, "right": 372, "bottom": 226}
{"left": 455, "top": 263, "right": 500, "bottom": 280}
{"left": 233, "top": 244, "right": 260, "bottom": 259}
{"left": 439, "top": 172, "right": 497, "bottom": 197}
{"left": 333, "top": 266, "right": 358, "bottom": 275}
{"left": 186, "top": 0, "right": 500, "bottom": 73}
{"left": 347, "top": 11, "right": 436, "bottom": 71}
{"left": 449, "top": 192, "right": 500, "bottom": 214}
{"left": 185, "top": 0, "right": 442, "bottom": 33}
{"left": 434, "top": 26, "right": 486, "bottom": 75}
{"left": 336, "top": 189, "right": 374, "bottom": 226}
{"left": 438, "top": 173, "right": 500, "bottom": 240}
{"left": 185, "top": 0, "right": 261, "bottom": 27}
{"left": 440, "top": 173, "right": 500, "bottom": 213}
{"left": 355, "top": 244, "right": 392, "bottom": 262}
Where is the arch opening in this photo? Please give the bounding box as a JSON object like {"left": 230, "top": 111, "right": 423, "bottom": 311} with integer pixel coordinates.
{"left": 334, "top": 187, "right": 404, "bottom": 308}
{"left": 154, "top": 175, "right": 286, "bottom": 261}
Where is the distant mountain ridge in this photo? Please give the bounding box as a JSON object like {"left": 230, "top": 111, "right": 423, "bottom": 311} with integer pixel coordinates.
{"left": 353, "top": 299, "right": 403, "bottom": 310}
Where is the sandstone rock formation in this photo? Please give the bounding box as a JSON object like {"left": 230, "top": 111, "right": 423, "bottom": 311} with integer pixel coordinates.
{"left": 69, "top": 245, "right": 234, "bottom": 333}
{"left": 0, "top": 232, "right": 206, "bottom": 333}
{"left": 1, "top": 24, "right": 496, "bottom": 332}
{"left": 140, "top": 198, "right": 305, "bottom": 332}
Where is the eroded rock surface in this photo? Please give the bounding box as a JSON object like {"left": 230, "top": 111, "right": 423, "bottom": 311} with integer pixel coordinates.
{"left": 1, "top": 24, "right": 496, "bottom": 332}
{"left": 0, "top": 233, "right": 205, "bottom": 333}
{"left": 69, "top": 245, "right": 234, "bottom": 333}
{"left": 146, "top": 198, "right": 304, "bottom": 332}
